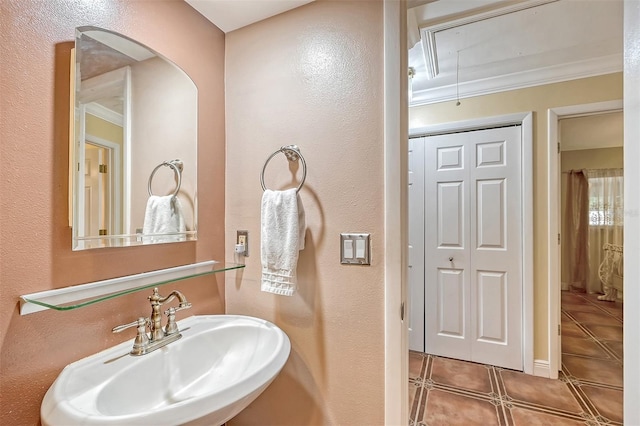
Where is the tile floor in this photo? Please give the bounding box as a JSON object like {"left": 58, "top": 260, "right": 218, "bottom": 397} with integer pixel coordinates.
{"left": 409, "top": 291, "right": 623, "bottom": 425}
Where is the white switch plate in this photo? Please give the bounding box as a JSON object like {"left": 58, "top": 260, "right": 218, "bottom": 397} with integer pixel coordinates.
{"left": 340, "top": 233, "right": 370, "bottom": 265}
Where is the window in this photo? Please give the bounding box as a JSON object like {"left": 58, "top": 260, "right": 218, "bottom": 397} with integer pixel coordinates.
{"left": 588, "top": 174, "right": 624, "bottom": 226}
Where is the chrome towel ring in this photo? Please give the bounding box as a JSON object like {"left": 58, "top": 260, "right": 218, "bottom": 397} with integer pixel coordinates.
{"left": 260, "top": 145, "right": 307, "bottom": 193}
{"left": 148, "top": 159, "right": 183, "bottom": 197}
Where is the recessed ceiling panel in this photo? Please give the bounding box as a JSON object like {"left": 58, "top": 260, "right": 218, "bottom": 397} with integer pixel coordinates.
{"left": 409, "top": 0, "right": 623, "bottom": 105}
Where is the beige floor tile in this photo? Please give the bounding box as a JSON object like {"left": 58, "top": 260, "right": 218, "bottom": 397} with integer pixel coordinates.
{"left": 570, "top": 311, "right": 622, "bottom": 327}
{"left": 421, "top": 390, "right": 500, "bottom": 426}
{"left": 580, "top": 385, "right": 623, "bottom": 423}
{"left": 510, "top": 407, "right": 590, "bottom": 425}
{"left": 602, "top": 340, "right": 623, "bottom": 359}
{"left": 584, "top": 324, "right": 623, "bottom": 342}
{"left": 499, "top": 369, "right": 582, "bottom": 413}
{"left": 560, "top": 321, "right": 588, "bottom": 338}
{"left": 430, "top": 357, "right": 493, "bottom": 395}
{"left": 561, "top": 335, "right": 611, "bottom": 359}
{"left": 562, "top": 355, "right": 623, "bottom": 387}
{"left": 410, "top": 351, "right": 425, "bottom": 379}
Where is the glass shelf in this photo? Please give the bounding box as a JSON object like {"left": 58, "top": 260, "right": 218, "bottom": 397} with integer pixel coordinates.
{"left": 19, "top": 261, "right": 245, "bottom": 315}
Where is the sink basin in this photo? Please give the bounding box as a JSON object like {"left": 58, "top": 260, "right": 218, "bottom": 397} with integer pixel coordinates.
{"left": 41, "top": 315, "right": 290, "bottom": 426}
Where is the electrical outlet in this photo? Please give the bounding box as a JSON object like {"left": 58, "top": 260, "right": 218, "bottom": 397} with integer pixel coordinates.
{"left": 236, "top": 230, "right": 249, "bottom": 257}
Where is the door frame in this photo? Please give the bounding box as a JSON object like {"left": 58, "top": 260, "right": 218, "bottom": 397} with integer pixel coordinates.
{"left": 547, "top": 99, "right": 623, "bottom": 379}
{"left": 383, "top": 1, "right": 408, "bottom": 424}
{"left": 409, "top": 111, "right": 534, "bottom": 374}
{"left": 408, "top": 136, "right": 426, "bottom": 351}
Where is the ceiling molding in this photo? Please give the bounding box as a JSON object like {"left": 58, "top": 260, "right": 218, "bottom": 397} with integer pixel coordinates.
{"left": 409, "top": 53, "right": 622, "bottom": 106}
{"left": 422, "top": 30, "right": 438, "bottom": 79}
{"left": 408, "top": 0, "right": 437, "bottom": 9}
{"left": 419, "top": 0, "right": 558, "bottom": 80}
{"left": 85, "top": 102, "right": 124, "bottom": 126}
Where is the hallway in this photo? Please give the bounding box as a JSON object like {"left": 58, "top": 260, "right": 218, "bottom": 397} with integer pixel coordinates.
{"left": 409, "top": 292, "right": 623, "bottom": 425}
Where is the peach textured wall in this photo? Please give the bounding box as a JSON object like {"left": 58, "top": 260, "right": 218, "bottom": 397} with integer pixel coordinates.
{"left": 0, "top": 1, "right": 225, "bottom": 424}
{"left": 225, "top": 0, "right": 385, "bottom": 424}
{"left": 409, "top": 73, "right": 623, "bottom": 361}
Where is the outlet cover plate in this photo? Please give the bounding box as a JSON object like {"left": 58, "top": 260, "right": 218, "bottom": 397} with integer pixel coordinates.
{"left": 237, "top": 230, "right": 249, "bottom": 257}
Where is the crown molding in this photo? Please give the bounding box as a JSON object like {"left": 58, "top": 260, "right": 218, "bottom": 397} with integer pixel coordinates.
{"left": 409, "top": 53, "right": 622, "bottom": 106}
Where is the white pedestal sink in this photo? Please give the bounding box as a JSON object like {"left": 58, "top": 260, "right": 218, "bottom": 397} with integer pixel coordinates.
{"left": 41, "top": 315, "right": 290, "bottom": 425}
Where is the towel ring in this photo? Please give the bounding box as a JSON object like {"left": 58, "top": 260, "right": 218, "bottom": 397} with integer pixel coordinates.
{"left": 260, "top": 145, "right": 307, "bottom": 193}
{"left": 148, "top": 159, "right": 183, "bottom": 198}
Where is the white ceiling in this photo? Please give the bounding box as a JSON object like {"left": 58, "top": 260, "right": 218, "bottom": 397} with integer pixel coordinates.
{"left": 185, "top": 0, "right": 315, "bottom": 33}
{"left": 184, "top": 0, "right": 623, "bottom": 107}
{"left": 409, "top": 0, "right": 623, "bottom": 105}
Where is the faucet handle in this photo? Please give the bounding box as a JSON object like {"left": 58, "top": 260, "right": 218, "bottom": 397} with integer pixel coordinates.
{"left": 163, "top": 303, "right": 191, "bottom": 335}
{"left": 112, "top": 317, "right": 148, "bottom": 333}
{"left": 163, "top": 302, "right": 191, "bottom": 317}
{"left": 112, "top": 317, "right": 150, "bottom": 356}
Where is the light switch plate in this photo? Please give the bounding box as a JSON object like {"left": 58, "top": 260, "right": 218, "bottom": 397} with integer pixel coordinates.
{"left": 340, "top": 233, "right": 371, "bottom": 265}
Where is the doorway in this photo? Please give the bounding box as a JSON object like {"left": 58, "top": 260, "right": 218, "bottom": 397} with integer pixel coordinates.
{"left": 409, "top": 112, "right": 534, "bottom": 373}
{"left": 547, "top": 100, "right": 623, "bottom": 379}
{"left": 77, "top": 132, "right": 123, "bottom": 242}
{"left": 550, "top": 105, "right": 624, "bottom": 420}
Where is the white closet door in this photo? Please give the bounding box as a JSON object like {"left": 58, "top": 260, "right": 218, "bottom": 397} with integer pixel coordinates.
{"left": 424, "top": 126, "right": 523, "bottom": 371}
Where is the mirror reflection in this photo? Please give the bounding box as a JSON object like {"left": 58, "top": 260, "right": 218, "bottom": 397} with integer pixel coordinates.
{"left": 72, "top": 26, "right": 197, "bottom": 250}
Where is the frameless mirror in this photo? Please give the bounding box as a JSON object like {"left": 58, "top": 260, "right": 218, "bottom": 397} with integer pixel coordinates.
{"left": 72, "top": 26, "right": 197, "bottom": 250}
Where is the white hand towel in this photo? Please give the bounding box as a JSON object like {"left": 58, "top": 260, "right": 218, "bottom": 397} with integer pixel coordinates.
{"left": 142, "top": 195, "right": 186, "bottom": 243}
{"left": 261, "top": 188, "right": 306, "bottom": 296}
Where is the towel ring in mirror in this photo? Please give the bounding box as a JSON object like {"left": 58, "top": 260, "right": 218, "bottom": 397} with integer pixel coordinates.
{"left": 148, "top": 159, "right": 183, "bottom": 198}
{"left": 260, "top": 145, "right": 307, "bottom": 193}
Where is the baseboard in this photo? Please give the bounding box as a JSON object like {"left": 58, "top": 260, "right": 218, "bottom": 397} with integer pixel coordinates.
{"left": 561, "top": 281, "right": 569, "bottom": 291}
{"left": 533, "top": 359, "right": 551, "bottom": 378}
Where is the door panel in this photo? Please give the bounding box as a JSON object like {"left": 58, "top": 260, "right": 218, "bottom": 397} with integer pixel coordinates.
{"left": 437, "top": 268, "right": 465, "bottom": 337}
{"left": 438, "top": 181, "right": 465, "bottom": 248}
{"left": 477, "top": 179, "right": 506, "bottom": 249}
{"left": 477, "top": 141, "right": 505, "bottom": 167}
{"left": 432, "top": 265, "right": 468, "bottom": 357}
{"left": 437, "top": 145, "right": 464, "bottom": 170}
{"left": 476, "top": 270, "right": 507, "bottom": 343}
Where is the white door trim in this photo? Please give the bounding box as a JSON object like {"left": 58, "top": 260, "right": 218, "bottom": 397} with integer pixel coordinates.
{"left": 623, "top": 1, "right": 640, "bottom": 420}
{"left": 547, "top": 100, "right": 623, "bottom": 379}
{"left": 383, "top": 0, "right": 407, "bottom": 424}
{"left": 410, "top": 111, "right": 534, "bottom": 375}
{"left": 408, "top": 137, "right": 426, "bottom": 352}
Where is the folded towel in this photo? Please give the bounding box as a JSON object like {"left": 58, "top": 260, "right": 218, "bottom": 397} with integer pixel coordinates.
{"left": 261, "top": 189, "right": 306, "bottom": 296}
{"left": 142, "top": 195, "right": 186, "bottom": 243}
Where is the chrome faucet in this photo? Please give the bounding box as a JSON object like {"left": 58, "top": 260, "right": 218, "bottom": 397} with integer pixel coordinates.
{"left": 112, "top": 287, "right": 192, "bottom": 356}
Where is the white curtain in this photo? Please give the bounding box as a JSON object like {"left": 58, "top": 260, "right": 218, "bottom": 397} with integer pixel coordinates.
{"left": 586, "top": 169, "right": 624, "bottom": 294}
